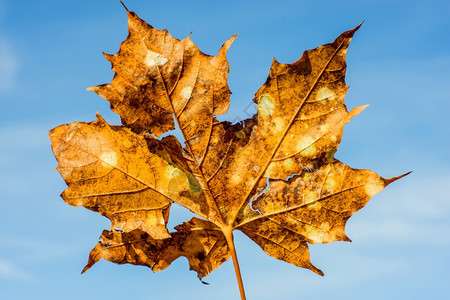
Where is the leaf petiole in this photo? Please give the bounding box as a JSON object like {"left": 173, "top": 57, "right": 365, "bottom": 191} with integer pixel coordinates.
{"left": 223, "top": 228, "right": 246, "bottom": 300}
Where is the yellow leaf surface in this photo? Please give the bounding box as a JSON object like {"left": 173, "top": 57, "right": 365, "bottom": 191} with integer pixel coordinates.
{"left": 82, "top": 217, "right": 229, "bottom": 279}
{"left": 49, "top": 4, "right": 408, "bottom": 295}
{"left": 50, "top": 114, "right": 210, "bottom": 238}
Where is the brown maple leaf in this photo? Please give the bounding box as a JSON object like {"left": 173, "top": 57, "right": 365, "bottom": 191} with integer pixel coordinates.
{"left": 49, "top": 3, "right": 408, "bottom": 299}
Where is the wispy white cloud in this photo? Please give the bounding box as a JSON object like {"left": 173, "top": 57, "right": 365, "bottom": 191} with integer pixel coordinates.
{"left": 0, "top": 35, "right": 19, "bottom": 92}
{"left": 0, "top": 259, "right": 33, "bottom": 281}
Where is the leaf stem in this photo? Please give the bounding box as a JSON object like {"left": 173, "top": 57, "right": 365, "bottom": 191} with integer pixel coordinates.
{"left": 223, "top": 228, "right": 246, "bottom": 300}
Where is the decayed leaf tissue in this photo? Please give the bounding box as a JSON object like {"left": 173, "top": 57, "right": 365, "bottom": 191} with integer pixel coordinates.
{"left": 49, "top": 3, "right": 408, "bottom": 299}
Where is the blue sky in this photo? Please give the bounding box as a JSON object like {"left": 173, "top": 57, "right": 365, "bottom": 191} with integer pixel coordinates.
{"left": 0, "top": 0, "right": 449, "bottom": 299}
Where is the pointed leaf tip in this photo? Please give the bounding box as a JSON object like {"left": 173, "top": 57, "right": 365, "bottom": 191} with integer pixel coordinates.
{"left": 119, "top": 0, "right": 129, "bottom": 11}
{"left": 95, "top": 112, "right": 106, "bottom": 123}
{"left": 81, "top": 265, "right": 90, "bottom": 274}
{"left": 86, "top": 86, "right": 96, "bottom": 92}
{"left": 344, "top": 21, "right": 364, "bottom": 38}
{"left": 350, "top": 20, "right": 364, "bottom": 34}
{"left": 219, "top": 34, "right": 238, "bottom": 56}
{"left": 384, "top": 171, "right": 412, "bottom": 185}
{"left": 313, "top": 266, "right": 324, "bottom": 276}
{"left": 102, "top": 52, "right": 114, "bottom": 62}
{"left": 355, "top": 20, "right": 364, "bottom": 31}
{"left": 349, "top": 104, "right": 370, "bottom": 119}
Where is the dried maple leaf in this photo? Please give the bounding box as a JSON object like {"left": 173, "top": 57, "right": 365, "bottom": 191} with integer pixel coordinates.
{"left": 49, "top": 3, "right": 408, "bottom": 299}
